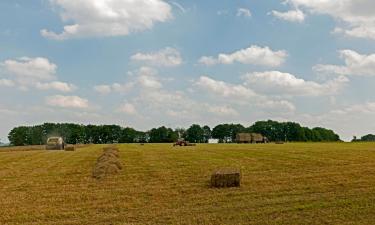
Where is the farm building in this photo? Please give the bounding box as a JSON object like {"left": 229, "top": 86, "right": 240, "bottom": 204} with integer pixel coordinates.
{"left": 236, "top": 133, "right": 268, "bottom": 144}
{"left": 208, "top": 139, "right": 219, "bottom": 144}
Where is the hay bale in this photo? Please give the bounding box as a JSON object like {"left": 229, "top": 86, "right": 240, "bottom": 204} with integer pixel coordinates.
{"left": 97, "top": 152, "right": 118, "bottom": 162}
{"left": 92, "top": 146, "right": 122, "bottom": 179}
{"left": 98, "top": 157, "right": 122, "bottom": 170}
{"left": 92, "top": 161, "right": 121, "bottom": 179}
{"left": 65, "top": 145, "right": 76, "bottom": 151}
{"left": 211, "top": 168, "right": 241, "bottom": 188}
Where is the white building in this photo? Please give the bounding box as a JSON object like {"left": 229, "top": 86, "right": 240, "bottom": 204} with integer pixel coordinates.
{"left": 208, "top": 139, "right": 219, "bottom": 144}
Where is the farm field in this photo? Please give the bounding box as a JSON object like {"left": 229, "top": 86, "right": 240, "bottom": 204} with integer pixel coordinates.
{"left": 1, "top": 143, "right": 375, "bottom": 224}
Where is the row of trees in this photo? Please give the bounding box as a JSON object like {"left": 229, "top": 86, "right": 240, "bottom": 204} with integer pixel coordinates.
{"left": 8, "top": 120, "right": 340, "bottom": 146}
{"left": 352, "top": 134, "right": 375, "bottom": 142}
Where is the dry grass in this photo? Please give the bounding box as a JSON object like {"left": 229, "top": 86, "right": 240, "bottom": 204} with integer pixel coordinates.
{"left": 0, "top": 144, "right": 91, "bottom": 152}
{"left": 1, "top": 143, "right": 375, "bottom": 224}
{"left": 0, "top": 145, "right": 45, "bottom": 152}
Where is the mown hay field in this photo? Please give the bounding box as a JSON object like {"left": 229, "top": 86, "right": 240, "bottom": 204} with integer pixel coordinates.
{"left": 1, "top": 143, "right": 375, "bottom": 224}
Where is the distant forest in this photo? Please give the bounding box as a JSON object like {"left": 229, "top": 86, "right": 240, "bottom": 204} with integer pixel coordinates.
{"left": 8, "top": 120, "right": 341, "bottom": 146}
{"left": 352, "top": 134, "right": 375, "bottom": 142}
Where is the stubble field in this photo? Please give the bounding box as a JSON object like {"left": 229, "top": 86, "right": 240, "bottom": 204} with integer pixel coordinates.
{"left": 1, "top": 143, "right": 375, "bottom": 224}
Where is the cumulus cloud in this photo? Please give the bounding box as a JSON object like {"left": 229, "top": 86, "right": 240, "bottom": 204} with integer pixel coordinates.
{"left": 0, "top": 79, "right": 15, "bottom": 87}
{"left": 93, "top": 83, "right": 134, "bottom": 95}
{"left": 286, "top": 0, "right": 375, "bottom": 39}
{"left": 41, "top": 0, "right": 172, "bottom": 40}
{"left": 194, "top": 76, "right": 295, "bottom": 113}
{"left": 195, "top": 76, "right": 256, "bottom": 99}
{"left": 118, "top": 102, "right": 137, "bottom": 115}
{"left": 314, "top": 50, "right": 375, "bottom": 76}
{"left": 45, "top": 95, "right": 89, "bottom": 109}
{"left": 35, "top": 81, "right": 76, "bottom": 92}
{"left": 2, "top": 57, "right": 56, "bottom": 81}
{"left": 237, "top": 8, "right": 252, "bottom": 18}
{"left": 270, "top": 9, "right": 305, "bottom": 23}
{"left": 131, "top": 47, "right": 182, "bottom": 67}
{"left": 207, "top": 105, "right": 239, "bottom": 116}
{"left": 93, "top": 67, "right": 162, "bottom": 95}
{"left": 0, "top": 57, "right": 76, "bottom": 92}
{"left": 243, "top": 71, "right": 349, "bottom": 96}
{"left": 93, "top": 85, "right": 112, "bottom": 95}
{"left": 199, "top": 45, "right": 287, "bottom": 67}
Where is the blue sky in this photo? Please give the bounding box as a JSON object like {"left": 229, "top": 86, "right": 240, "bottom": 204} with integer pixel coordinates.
{"left": 1, "top": 0, "right": 375, "bottom": 142}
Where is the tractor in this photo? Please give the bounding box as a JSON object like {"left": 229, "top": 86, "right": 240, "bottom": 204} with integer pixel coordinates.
{"left": 173, "top": 139, "right": 195, "bottom": 147}
{"left": 46, "top": 137, "right": 65, "bottom": 150}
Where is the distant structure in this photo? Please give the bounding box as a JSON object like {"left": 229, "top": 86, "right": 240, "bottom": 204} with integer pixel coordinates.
{"left": 208, "top": 139, "right": 219, "bottom": 144}
{"left": 236, "top": 133, "right": 268, "bottom": 144}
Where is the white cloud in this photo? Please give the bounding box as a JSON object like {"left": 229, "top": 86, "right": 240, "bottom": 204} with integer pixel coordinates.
{"left": 118, "top": 103, "right": 137, "bottom": 115}
{"left": 243, "top": 71, "right": 349, "bottom": 96}
{"left": 270, "top": 9, "right": 305, "bottom": 23}
{"left": 41, "top": 0, "right": 172, "bottom": 40}
{"left": 0, "top": 57, "right": 76, "bottom": 92}
{"left": 194, "top": 76, "right": 296, "bottom": 113}
{"left": 2, "top": 57, "right": 56, "bottom": 81}
{"left": 237, "top": 8, "right": 252, "bottom": 18}
{"left": 131, "top": 47, "right": 182, "bottom": 67}
{"left": 314, "top": 50, "right": 375, "bottom": 76}
{"left": 36, "top": 81, "right": 76, "bottom": 92}
{"left": 45, "top": 95, "right": 89, "bottom": 109}
{"left": 137, "top": 67, "right": 163, "bottom": 89}
{"left": 195, "top": 76, "right": 256, "bottom": 98}
{"left": 286, "top": 0, "right": 375, "bottom": 39}
{"left": 93, "top": 67, "right": 162, "bottom": 95}
{"left": 94, "top": 83, "right": 134, "bottom": 95}
{"left": 93, "top": 85, "right": 112, "bottom": 95}
{"left": 332, "top": 102, "right": 375, "bottom": 115}
{"left": 297, "top": 101, "right": 375, "bottom": 141}
{"left": 207, "top": 105, "right": 239, "bottom": 116}
{"left": 199, "top": 45, "right": 288, "bottom": 67}
{"left": 138, "top": 75, "right": 162, "bottom": 89}
{"left": 198, "top": 56, "right": 217, "bottom": 66}
{"left": 0, "top": 79, "right": 14, "bottom": 87}
{"left": 262, "top": 100, "right": 296, "bottom": 112}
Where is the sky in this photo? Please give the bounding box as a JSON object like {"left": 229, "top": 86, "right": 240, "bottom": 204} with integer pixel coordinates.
{"left": 1, "top": 0, "right": 375, "bottom": 142}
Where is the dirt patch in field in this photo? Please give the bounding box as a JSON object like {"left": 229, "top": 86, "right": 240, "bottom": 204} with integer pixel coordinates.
{"left": 92, "top": 146, "right": 122, "bottom": 179}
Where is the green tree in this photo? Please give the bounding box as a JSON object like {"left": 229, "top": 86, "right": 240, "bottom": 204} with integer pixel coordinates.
{"left": 186, "top": 124, "right": 204, "bottom": 143}
{"left": 149, "top": 126, "right": 178, "bottom": 143}
{"left": 360, "top": 134, "right": 375, "bottom": 142}
{"left": 202, "top": 125, "right": 211, "bottom": 143}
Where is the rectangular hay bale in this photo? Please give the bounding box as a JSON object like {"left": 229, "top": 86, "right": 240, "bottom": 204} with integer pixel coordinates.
{"left": 211, "top": 168, "right": 241, "bottom": 188}
{"left": 65, "top": 145, "right": 76, "bottom": 151}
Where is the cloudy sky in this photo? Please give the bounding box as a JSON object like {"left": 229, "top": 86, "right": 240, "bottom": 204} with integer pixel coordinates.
{"left": 1, "top": 0, "right": 375, "bottom": 142}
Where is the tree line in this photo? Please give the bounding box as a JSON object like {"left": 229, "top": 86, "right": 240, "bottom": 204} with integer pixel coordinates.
{"left": 352, "top": 134, "right": 375, "bottom": 142}
{"left": 8, "top": 120, "right": 340, "bottom": 146}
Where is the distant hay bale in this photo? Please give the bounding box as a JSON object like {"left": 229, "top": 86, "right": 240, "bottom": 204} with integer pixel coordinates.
{"left": 65, "top": 145, "right": 76, "bottom": 151}
{"left": 92, "top": 146, "right": 122, "bottom": 179}
{"left": 211, "top": 168, "right": 241, "bottom": 188}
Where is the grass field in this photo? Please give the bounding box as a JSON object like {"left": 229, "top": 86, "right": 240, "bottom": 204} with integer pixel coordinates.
{"left": 1, "top": 143, "right": 375, "bottom": 224}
